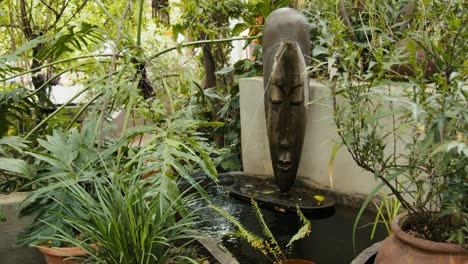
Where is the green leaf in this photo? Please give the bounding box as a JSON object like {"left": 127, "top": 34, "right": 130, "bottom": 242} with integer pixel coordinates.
{"left": 27, "top": 151, "right": 69, "bottom": 172}
{"left": 215, "top": 66, "right": 235, "bottom": 75}
{"left": 36, "top": 23, "right": 103, "bottom": 60}
{"left": 0, "top": 207, "right": 5, "bottom": 222}
{"left": 286, "top": 207, "right": 311, "bottom": 248}
{"left": 231, "top": 22, "right": 248, "bottom": 36}
{"left": 11, "top": 37, "right": 47, "bottom": 60}
{"left": 0, "top": 136, "right": 28, "bottom": 154}
{"left": 0, "top": 158, "right": 32, "bottom": 179}
{"left": 371, "top": 108, "right": 406, "bottom": 121}
{"left": 328, "top": 142, "right": 342, "bottom": 189}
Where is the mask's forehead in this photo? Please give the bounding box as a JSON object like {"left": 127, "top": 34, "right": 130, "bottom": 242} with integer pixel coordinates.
{"left": 262, "top": 8, "right": 310, "bottom": 92}
{"left": 271, "top": 44, "right": 303, "bottom": 78}
{"left": 265, "top": 42, "right": 308, "bottom": 102}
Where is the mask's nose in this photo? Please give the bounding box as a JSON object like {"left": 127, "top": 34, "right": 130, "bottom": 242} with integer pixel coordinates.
{"left": 280, "top": 138, "right": 289, "bottom": 149}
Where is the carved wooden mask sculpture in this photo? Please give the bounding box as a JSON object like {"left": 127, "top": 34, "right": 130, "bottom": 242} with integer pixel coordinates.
{"left": 263, "top": 8, "right": 310, "bottom": 193}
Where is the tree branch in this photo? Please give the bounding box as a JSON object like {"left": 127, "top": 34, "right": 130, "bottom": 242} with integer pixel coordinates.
{"left": 56, "top": 0, "right": 89, "bottom": 32}
{"left": 19, "top": 0, "right": 33, "bottom": 39}
{"left": 337, "top": 0, "right": 357, "bottom": 42}
{"left": 39, "top": 0, "right": 59, "bottom": 18}
{"left": 55, "top": 0, "right": 69, "bottom": 25}
{"left": 397, "top": 1, "right": 415, "bottom": 33}
{"left": 149, "top": 35, "right": 261, "bottom": 60}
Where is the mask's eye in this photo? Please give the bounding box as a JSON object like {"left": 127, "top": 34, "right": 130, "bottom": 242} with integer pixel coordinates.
{"left": 289, "top": 85, "right": 304, "bottom": 105}
{"left": 269, "top": 84, "right": 283, "bottom": 104}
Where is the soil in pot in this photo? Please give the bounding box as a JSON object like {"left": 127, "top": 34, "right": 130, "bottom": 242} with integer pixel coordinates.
{"left": 375, "top": 213, "right": 468, "bottom": 264}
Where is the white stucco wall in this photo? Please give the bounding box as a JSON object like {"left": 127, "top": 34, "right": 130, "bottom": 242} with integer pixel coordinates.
{"left": 239, "top": 77, "right": 378, "bottom": 196}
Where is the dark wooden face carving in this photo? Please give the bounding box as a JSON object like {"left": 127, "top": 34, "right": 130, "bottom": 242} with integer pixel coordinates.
{"left": 263, "top": 8, "right": 310, "bottom": 193}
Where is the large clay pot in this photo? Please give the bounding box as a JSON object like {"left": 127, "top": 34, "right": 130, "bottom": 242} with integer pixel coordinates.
{"left": 38, "top": 244, "right": 96, "bottom": 264}
{"left": 375, "top": 213, "right": 468, "bottom": 263}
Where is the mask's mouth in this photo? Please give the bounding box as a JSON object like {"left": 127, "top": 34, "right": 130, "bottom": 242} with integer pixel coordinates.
{"left": 277, "top": 160, "right": 292, "bottom": 171}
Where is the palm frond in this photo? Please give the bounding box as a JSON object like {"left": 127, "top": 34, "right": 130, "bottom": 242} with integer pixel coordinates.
{"left": 37, "top": 23, "right": 103, "bottom": 60}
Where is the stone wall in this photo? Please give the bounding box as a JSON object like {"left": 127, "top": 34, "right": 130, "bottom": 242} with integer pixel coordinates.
{"left": 0, "top": 192, "right": 45, "bottom": 264}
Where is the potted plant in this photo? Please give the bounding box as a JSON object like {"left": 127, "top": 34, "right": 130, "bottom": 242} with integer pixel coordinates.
{"left": 8, "top": 121, "right": 112, "bottom": 263}
{"left": 27, "top": 113, "right": 224, "bottom": 263}
{"left": 4, "top": 103, "right": 224, "bottom": 262}
{"left": 327, "top": 1, "right": 467, "bottom": 262}
{"left": 37, "top": 243, "right": 98, "bottom": 264}
{"left": 333, "top": 3, "right": 468, "bottom": 263}
{"left": 44, "top": 159, "right": 205, "bottom": 264}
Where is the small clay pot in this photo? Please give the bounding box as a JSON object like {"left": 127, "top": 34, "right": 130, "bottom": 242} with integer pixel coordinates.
{"left": 38, "top": 244, "right": 97, "bottom": 264}
{"left": 142, "top": 158, "right": 161, "bottom": 179}
{"left": 375, "top": 213, "right": 468, "bottom": 264}
{"left": 284, "top": 259, "right": 317, "bottom": 264}
{"left": 391, "top": 38, "right": 438, "bottom": 78}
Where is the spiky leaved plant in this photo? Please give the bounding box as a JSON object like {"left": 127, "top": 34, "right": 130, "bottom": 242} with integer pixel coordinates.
{"left": 211, "top": 199, "right": 311, "bottom": 264}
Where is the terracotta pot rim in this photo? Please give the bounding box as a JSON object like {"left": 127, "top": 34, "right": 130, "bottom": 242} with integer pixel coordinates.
{"left": 38, "top": 243, "right": 97, "bottom": 257}
{"left": 391, "top": 212, "right": 468, "bottom": 254}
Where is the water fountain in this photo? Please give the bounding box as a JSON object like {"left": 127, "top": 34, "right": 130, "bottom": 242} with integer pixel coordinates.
{"left": 191, "top": 8, "right": 388, "bottom": 263}
{"left": 220, "top": 7, "right": 335, "bottom": 213}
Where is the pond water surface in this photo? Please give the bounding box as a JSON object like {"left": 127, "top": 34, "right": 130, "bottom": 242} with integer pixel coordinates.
{"left": 191, "top": 183, "right": 386, "bottom": 264}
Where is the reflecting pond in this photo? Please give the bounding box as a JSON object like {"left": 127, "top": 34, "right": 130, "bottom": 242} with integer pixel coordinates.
{"left": 191, "top": 183, "right": 386, "bottom": 264}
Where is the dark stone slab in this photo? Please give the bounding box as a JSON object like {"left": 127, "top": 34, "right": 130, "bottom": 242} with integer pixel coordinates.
{"left": 351, "top": 241, "right": 382, "bottom": 264}
{"left": 196, "top": 236, "right": 239, "bottom": 264}
{"left": 218, "top": 172, "right": 335, "bottom": 214}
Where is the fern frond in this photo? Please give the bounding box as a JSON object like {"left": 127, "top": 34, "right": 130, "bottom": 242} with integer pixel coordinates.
{"left": 210, "top": 204, "right": 280, "bottom": 261}
{"left": 250, "top": 199, "right": 284, "bottom": 259}
{"left": 286, "top": 206, "right": 311, "bottom": 249}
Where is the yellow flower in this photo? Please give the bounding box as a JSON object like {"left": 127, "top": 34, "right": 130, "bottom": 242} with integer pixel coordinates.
{"left": 416, "top": 123, "right": 425, "bottom": 135}
{"left": 7, "top": 126, "right": 15, "bottom": 136}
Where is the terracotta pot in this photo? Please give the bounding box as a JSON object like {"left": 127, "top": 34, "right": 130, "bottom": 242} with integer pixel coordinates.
{"left": 375, "top": 213, "right": 468, "bottom": 264}
{"left": 391, "top": 38, "right": 438, "bottom": 78}
{"left": 142, "top": 158, "right": 161, "bottom": 179}
{"left": 284, "top": 259, "right": 317, "bottom": 264}
{"left": 38, "top": 244, "right": 97, "bottom": 264}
